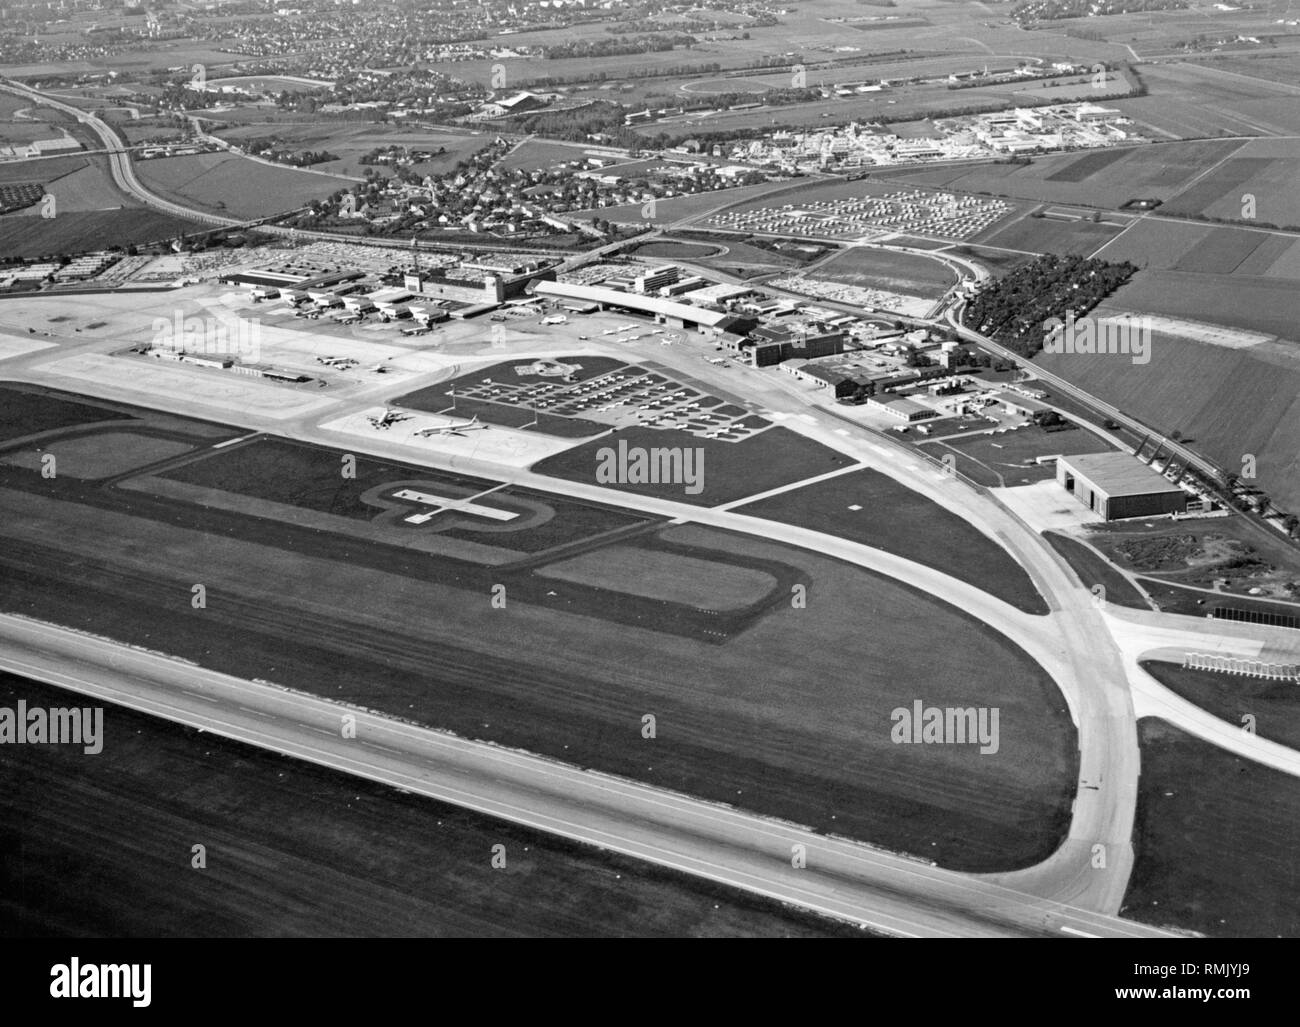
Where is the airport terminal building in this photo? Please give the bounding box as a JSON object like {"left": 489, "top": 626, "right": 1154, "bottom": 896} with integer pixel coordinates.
{"left": 1056, "top": 452, "right": 1187, "bottom": 520}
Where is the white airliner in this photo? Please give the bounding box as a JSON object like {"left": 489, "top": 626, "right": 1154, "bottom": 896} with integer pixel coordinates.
{"left": 366, "top": 407, "right": 411, "bottom": 429}
{"left": 412, "top": 416, "right": 489, "bottom": 438}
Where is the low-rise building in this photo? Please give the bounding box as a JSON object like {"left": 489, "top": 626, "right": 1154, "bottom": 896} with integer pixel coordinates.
{"left": 1056, "top": 452, "right": 1187, "bottom": 520}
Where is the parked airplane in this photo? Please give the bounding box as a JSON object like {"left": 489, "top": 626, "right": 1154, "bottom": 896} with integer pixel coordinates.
{"left": 412, "top": 416, "right": 489, "bottom": 438}
{"left": 366, "top": 408, "right": 411, "bottom": 429}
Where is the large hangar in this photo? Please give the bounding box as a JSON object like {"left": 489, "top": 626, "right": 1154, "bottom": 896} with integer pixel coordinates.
{"left": 1056, "top": 452, "right": 1187, "bottom": 520}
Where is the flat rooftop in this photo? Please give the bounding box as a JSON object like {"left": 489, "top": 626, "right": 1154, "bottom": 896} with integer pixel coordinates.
{"left": 1059, "top": 452, "right": 1185, "bottom": 498}
{"left": 534, "top": 281, "right": 731, "bottom": 327}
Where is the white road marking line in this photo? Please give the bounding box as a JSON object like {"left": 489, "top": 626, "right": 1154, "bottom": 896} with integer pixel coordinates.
{"left": 213, "top": 433, "right": 257, "bottom": 449}
{"left": 1060, "top": 926, "right": 1100, "bottom": 938}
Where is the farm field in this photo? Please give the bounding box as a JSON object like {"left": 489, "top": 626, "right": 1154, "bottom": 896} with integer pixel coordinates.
{"left": 496, "top": 138, "right": 604, "bottom": 172}
{"left": 33, "top": 157, "right": 135, "bottom": 212}
{"left": 1141, "top": 660, "right": 1300, "bottom": 752}
{"left": 1161, "top": 140, "right": 1300, "bottom": 229}
{"left": 0, "top": 154, "right": 126, "bottom": 214}
{"left": 631, "top": 73, "right": 1069, "bottom": 143}
{"left": 1090, "top": 218, "right": 1215, "bottom": 270}
{"left": 1093, "top": 219, "right": 1300, "bottom": 278}
{"left": 0, "top": 674, "right": 860, "bottom": 938}
{"left": 117, "top": 123, "right": 188, "bottom": 145}
{"left": 1122, "top": 719, "right": 1300, "bottom": 938}
{"left": 919, "top": 424, "right": 1115, "bottom": 488}
{"left": 1112, "top": 62, "right": 1300, "bottom": 139}
{"left": 1035, "top": 320, "right": 1300, "bottom": 511}
{"left": 209, "top": 122, "right": 491, "bottom": 180}
{"left": 0, "top": 155, "right": 90, "bottom": 186}
{"left": 974, "top": 207, "right": 1129, "bottom": 256}
{"left": 0, "top": 121, "right": 77, "bottom": 147}
{"left": 802, "top": 244, "right": 956, "bottom": 298}
{"left": 0, "top": 208, "right": 204, "bottom": 259}
{"left": 1098, "top": 269, "right": 1300, "bottom": 340}
{"left": 1210, "top": 53, "right": 1300, "bottom": 89}
{"left": 0, "top": 94, "right": 30, "bottom": 119}
{"left": 735, "top": 466, "right": 1049, "bottom": 615}
{"left": 0, "top": 427, "right": 1078, "bottom": 871}
{"left": 133, "top": 151, "right": 346, "bottom": 219}
{"left": 876, "top": 139, "right": 1249, "bottom": 210}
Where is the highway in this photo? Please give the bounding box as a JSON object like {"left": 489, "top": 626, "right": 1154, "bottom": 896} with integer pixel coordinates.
{"left": 0, "top": 613, "right": 1178, "bottom": 939}
{"left": 0, "top": 79, "right": 244, "bottom": 229}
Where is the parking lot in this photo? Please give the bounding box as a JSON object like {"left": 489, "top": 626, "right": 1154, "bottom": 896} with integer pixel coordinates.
{"left": 454, "top": 363, "right": 771, "bottom": 442}
{"left": 707, "top": 189, "right": 1012, "bottom": 241}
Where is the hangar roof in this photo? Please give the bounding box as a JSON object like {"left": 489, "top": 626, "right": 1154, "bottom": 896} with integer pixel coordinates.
{"left": 1058, "top": 452, "right": 1185, "bottom": 498}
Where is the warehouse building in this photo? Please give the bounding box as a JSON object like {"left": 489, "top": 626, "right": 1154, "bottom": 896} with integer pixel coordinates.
{"left": 1056, "top": 452, "right": 1187, "bottom": 520}
{"left": 745, "top": 325, "right": 847, "bottom": 367}
{"left": 865, "top": 395, "right": 938, "bottom": 422}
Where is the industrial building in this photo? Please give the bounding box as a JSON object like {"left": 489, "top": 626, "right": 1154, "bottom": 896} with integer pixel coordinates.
{"left": 1056, "top": 452, "right": 1187, "bottom": 520}
{"left": 865, "top": 395, "right": 938, "bottom": 422}
{"left": 745, "top": 325, "right": 847, "bottom": 367}
{"left": 404, "top": 258, "right": 555, "bottom": 304}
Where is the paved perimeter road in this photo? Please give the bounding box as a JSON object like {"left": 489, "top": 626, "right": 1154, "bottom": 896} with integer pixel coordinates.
{"left": 0, "top": 614, "right": 1178, "bottom": 939}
